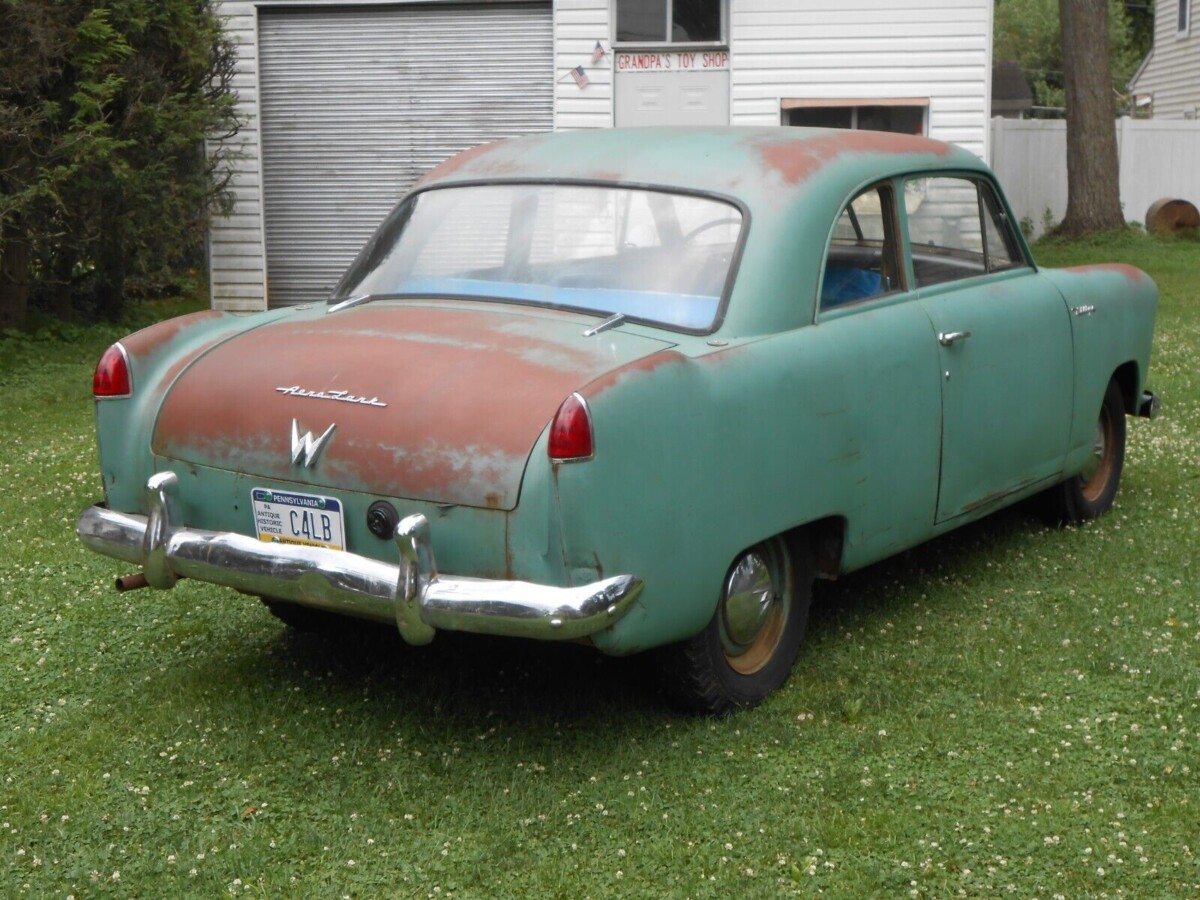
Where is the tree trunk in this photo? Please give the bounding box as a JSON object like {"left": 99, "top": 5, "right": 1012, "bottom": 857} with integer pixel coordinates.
{"left": 1057, "top": 0, "right": 1125, "bottom": 237}
{"left": 0, "top": 216, "right": 31, "bottom": 330}
{"left": 47, "top": 239, "right": 76, "bottom": 321}
{"left": 94, "top": 221, "right": 127, "bottom": 322}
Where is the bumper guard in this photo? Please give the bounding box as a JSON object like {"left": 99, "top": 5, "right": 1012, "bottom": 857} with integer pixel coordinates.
{"left": 1137, "top": 390, "right": 1161, "bottom": 420}
{"left": 76, "top": 472, "right": 643, "bottom": 644}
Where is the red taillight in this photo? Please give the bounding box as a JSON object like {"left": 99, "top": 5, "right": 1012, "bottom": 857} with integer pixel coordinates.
{"left": 548, "top": 393, "right": 593, "bottom": 461}
{"left": 93, "top": 343, "right": 132, "bottom": 397}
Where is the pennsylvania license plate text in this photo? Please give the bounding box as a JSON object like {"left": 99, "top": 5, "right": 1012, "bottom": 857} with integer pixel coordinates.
{"left": 251, "top": 488, "right": 345, "bottom": 551}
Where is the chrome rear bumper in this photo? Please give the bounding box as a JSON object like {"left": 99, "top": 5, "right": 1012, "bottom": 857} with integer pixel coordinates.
{"left": 76, "top": 472, "right": 643, "bottom": 644}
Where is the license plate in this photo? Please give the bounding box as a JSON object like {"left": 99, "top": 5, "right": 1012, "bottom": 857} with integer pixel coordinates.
{"left": 252, "top": 488, "right": 345, "bottom": 551}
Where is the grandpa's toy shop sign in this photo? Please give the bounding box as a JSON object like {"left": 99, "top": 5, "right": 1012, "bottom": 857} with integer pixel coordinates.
{"left": 616, "top": 50, "right": 730, "bottom": 72}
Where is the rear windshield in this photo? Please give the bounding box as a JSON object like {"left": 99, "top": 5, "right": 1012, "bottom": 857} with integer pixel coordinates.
{"left": 331, "top": 183, "right": 744, "bottom": 331}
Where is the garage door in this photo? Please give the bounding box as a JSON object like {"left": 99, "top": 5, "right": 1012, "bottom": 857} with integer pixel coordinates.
{"left": 258, "top": 3, "right": 553, "bottom": 307}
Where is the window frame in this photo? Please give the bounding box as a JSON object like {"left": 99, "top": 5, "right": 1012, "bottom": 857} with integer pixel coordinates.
{"left": 901, "top": 173, "right": 1032, "bottom": 293}
{"left": 612, "top": 0, "right": 728, "bottom": 48}
{"left": 329, "top": 178, "right": 751, "bottom": 337}
{"left": 1178, "top": 0, "right": 1191, "bottom": 37}
{"left": 816, "top": 181, "right": 906, "bottom": 319}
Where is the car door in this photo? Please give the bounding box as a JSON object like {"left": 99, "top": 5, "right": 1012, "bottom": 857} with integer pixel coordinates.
{"left": 905, "top": 175, "right": 1074, "bottom": 523}
{"left": 803, "top": 181, "right": 944, "bottom": 569}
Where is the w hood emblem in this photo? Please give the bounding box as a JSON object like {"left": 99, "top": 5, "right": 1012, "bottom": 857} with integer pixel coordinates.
{"left": 291, "top": 419, "right": 336, "bottom": 467}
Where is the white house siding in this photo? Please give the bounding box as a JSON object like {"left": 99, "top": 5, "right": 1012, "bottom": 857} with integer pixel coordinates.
{"left": 208, "top": 2, "right": 266, "bottom": 310}
{"left": 209, "top": 0, "right": 558, "bottom": 311}
{"left": 729, "top": 0, "right": 993, "bottom": 159}
{"left": 554, "top": 0, "right": 613, "bottom": 129}
{"left": 1130, "top": 0, "right": 1200, "bottom": 118}
{"left": 256, "top": 5, "right": 553, "bottom": 306}
{"left": 207, "top": 0, "right": 991, "bottom": 310}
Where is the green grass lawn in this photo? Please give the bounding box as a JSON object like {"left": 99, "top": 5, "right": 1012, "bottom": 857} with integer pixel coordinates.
{"left": 2, "top": 232, "right": 1197, "bottom": 898}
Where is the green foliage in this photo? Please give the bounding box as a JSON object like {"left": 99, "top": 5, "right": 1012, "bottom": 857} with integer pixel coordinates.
{"left": 994, "top": 0, "right": 1152, "bottom": 113}
{"left": 0, "top": 0, "right": 238, "bottom": 327}
{"left": 0, "top": 238, "right": 1197, "bottom": 895}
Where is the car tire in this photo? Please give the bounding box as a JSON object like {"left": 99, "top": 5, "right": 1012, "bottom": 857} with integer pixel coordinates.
{"left": 657, "top": 533, "right": 812, "bottom": 715}
{"left": 1043, "top": 378, "right": 1126, "bottom": 525}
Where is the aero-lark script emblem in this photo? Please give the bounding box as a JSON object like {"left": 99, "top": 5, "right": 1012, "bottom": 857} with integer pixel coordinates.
{"left": 291, "top": 419, "right": 336, "bottom": 467}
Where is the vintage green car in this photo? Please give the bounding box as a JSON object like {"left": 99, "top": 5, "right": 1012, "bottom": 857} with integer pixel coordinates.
{"left": 78, "top": 127, "right": 1159, "bottom": 713}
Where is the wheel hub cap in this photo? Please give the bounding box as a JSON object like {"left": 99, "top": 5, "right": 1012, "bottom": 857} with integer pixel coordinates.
{"left": 1080, "top": 419, "right": 1107, "bottom": 484}
{"left": 722, "top": 552, "right": 775, "bottom": 647}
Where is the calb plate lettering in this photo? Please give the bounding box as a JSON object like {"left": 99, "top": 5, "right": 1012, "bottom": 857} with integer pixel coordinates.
{"left": 252, "top": 488, "right": 345, "bottom": 551}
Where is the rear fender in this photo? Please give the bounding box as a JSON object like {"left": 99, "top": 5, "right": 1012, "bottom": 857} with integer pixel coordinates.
{"left": 96, "top": 308, "right": 293, "bottom": 512}
{"left": 1040, "top": 265, "right": 1157, "bottom": 472}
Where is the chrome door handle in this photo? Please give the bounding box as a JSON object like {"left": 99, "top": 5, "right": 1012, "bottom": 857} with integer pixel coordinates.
{"left": 938, "top": 330, "right": 972, "bottom": 347}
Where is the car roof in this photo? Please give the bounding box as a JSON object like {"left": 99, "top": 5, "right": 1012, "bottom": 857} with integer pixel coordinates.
{"left": 412, "top": 128, "right": 995, "bottom": 338}
{"left": 415, "top": 126, "right": 988, "bottom": 209}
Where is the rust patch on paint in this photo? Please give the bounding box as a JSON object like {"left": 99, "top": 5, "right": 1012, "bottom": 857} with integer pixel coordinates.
{"left": 692, "top": 340, "right": 757, "bottom": 371}
{"left": 417, "top": 141, "right": 502, "bottom": 185}
{"left": 1062, "top": 263, "right": 1149, "bottom": 284}
{"left": 584, "top": 170, "right": 627, "bottom": 183}
{"left": 960, "top": 479, "right": 1032, "bottom": 514}
{"left": 581, "top": 350, "right": 688, "bottom": 398}
{"left": 150, "top": 304, "right": 660, "bottom": 510}
{"left": 416, "top": 140, "right": 527, "bottom": 188}
{"left": 756, "top": 131, "right": 951, "bottom": 185}
{"left": 148, "top": 343, "right": 227, "bottom": 406}
{"left": 122, "top": 309, "right": 224, "bottom": 358}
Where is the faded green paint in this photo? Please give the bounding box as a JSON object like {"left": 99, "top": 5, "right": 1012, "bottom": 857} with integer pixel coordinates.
{"left": 147, "top": 302, "right": 674, "bottom": 512}
{"left": 918, "top": 269, "right": 1074, "bottom": 522}
{"left": 83, "top": 128, "right": 1158, "bottom": 656}
{"left": 95, "top": 308, "right": 294, "bottom": 513}
{"left": 1040, "top": 264, "right": 1158, "bottom": 472}
{"left": 415, "top": 127, "right": 975, "bottom": 337}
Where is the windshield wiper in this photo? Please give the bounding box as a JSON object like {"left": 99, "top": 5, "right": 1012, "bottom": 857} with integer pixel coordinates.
{"left": 582, "top": 312, "right": 626, "bottom": 337}
{"left": 326, "top": 294, "right": 376, "bottom": 315}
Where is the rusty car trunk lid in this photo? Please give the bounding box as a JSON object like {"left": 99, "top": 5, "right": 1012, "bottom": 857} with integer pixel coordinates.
{"left": 150, "top": 302, "right": 675, "bottom": 510}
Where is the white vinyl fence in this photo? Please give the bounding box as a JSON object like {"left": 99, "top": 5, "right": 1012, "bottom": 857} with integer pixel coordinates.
{"left": 989, "top": 117, "right": 1200, "bottom": 238}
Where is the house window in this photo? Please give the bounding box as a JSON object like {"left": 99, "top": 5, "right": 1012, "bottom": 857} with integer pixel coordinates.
{"left": 783, "top": 99, "right": 928, "bottom": 135}
{"left": 1179, "top": 0, "right": 1190, "bottom": 35}
{"left": 616, "top": 0, "right": 723, "bottom": 44}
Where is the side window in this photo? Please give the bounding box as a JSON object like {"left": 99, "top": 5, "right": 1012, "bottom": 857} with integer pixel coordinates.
{"left": 906, "top": 176, "right": 1027, "bottom": 288}
{"left": 820, "top": 184, "right": 902, "bottom": 310}
{"left": 980, "top": 182, "right": 1023, "bottom": 270}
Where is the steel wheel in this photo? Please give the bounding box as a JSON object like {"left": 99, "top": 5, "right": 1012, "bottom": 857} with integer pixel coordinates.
{"left": 718, "top": 543, "right": 791, "bottom": 675}
{"left": 657, "top": 533, "right": 812, "bottom": 715}
{"left": 1080, "top": 400, "right": 1117, "bottom": 502}
{"left": 1041, "top": 377, "right": 1126, "bottom": 524}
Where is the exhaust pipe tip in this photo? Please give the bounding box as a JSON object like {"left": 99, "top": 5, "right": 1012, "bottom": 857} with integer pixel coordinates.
{"left": 115, "top": 572, "right": 149, "bottom": 592}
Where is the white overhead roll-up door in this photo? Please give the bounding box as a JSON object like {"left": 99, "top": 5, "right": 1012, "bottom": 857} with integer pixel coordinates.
{"left": 258, "top": 3, "right": 553, "bottom": 307}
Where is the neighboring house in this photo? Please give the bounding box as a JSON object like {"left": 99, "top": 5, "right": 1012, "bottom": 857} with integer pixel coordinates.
{"left": 208, "top": 0, "right": 994, "bottom": 311}
{"left": 1129, "top": 0, "right": 1200, "bottom": 118}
